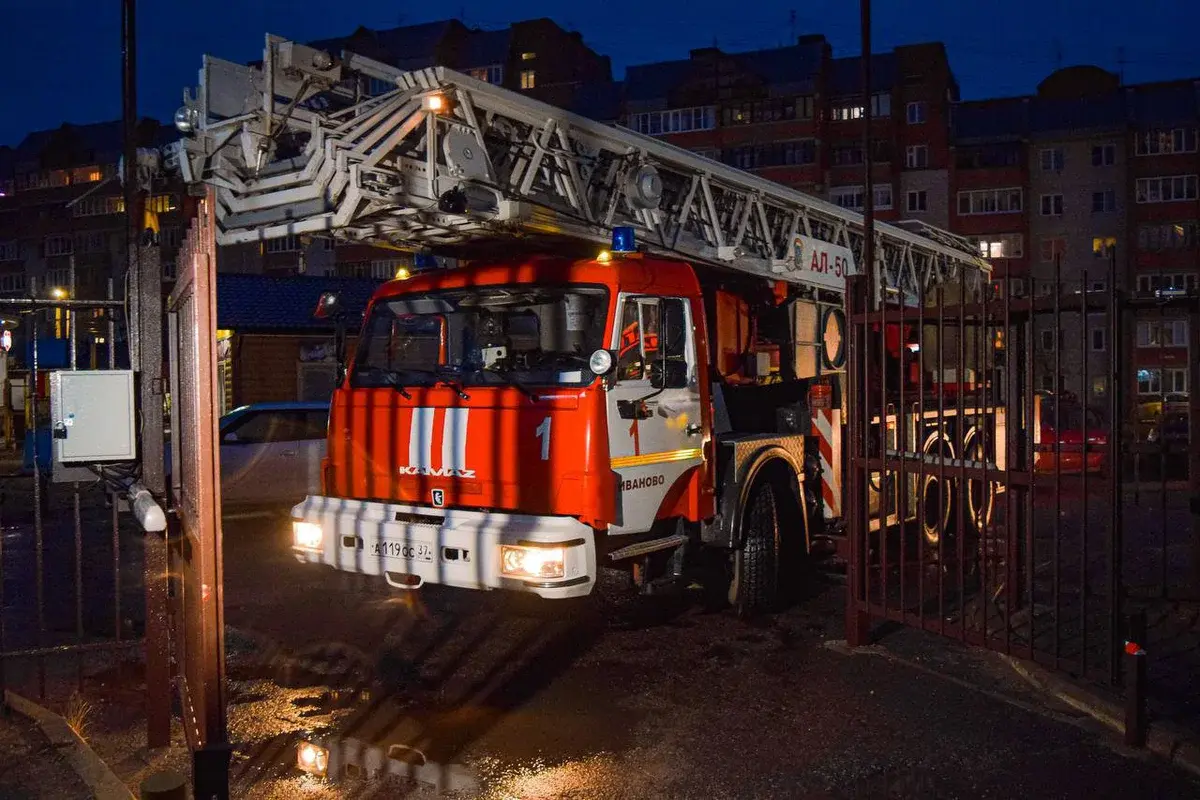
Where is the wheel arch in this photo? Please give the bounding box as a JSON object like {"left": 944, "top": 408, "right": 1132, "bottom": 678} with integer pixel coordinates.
{"left": 723, "top": 444, "right": 809, "bottom": 553}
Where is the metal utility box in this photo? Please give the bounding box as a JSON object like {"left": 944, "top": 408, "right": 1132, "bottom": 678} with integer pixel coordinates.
{"left": 50, "top": 370, "right": 137, "bottom": 463}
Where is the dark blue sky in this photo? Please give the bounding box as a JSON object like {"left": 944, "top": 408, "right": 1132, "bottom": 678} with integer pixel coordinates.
{"left": 2, "top": 0, "right": 1197, "bottom": 147}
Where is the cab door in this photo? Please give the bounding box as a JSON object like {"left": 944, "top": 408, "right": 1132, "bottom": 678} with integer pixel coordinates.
{"left": 605, "top": 295, "right": 704, "bottom": 535}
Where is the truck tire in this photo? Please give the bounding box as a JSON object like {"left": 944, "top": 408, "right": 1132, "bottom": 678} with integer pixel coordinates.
{"left": 729, "top": 481, "right": 780, "bottom": 618}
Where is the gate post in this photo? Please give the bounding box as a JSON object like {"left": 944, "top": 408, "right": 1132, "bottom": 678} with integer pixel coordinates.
{"left": 845, "top": 274, "right": 870, "bottom": 647}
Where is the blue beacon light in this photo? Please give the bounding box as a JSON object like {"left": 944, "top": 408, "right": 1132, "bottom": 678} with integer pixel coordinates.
{"left": 611, "top": 226, "right": 636, "bottom": 253}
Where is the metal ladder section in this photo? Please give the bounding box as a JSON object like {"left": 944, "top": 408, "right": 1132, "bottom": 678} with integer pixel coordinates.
{"left": 173, "top": 34, "right": 992, "bottom": 299}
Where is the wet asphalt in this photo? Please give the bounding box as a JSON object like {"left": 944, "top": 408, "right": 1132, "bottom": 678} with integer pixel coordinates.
{"left": 218, "top": 516, "right": 1200, "bottom": 800}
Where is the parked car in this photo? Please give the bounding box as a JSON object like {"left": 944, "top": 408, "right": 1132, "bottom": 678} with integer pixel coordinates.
{"left": 217, "top": 402, "right": 329, "bottom": 510}
{"left": 166, "top": 401, "right": 329, "bottom": 512}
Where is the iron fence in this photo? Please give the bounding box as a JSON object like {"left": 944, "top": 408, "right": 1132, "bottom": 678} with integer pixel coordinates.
{"left": 0, "top": 274, "right": 147, "bottom": 716}
{"left": 845, "top": 252, "right": 1200, "bottom": 736}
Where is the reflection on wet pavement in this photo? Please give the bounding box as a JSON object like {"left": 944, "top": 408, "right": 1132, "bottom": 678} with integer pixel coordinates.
{"left": 212, "top": 516, "right": 1199, "bottom": 799}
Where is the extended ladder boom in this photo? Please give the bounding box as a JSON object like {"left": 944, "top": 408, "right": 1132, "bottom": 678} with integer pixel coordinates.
{"left": 173, "top": 34, "right": 991, "bottom": 298}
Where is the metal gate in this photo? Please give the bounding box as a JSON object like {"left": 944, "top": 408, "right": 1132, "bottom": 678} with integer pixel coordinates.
{"left": 845, "top": 255, "right": 1200, "bottom": 732}
{"left": 0, "top": 276, "right": 148, "bottom": 724}
{"left": 166, "top": 187, "right": 230, "bottom": 796}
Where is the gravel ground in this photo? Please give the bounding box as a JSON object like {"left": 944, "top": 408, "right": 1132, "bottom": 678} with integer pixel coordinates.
{"left": 0, "top": 709, "right": 92, "bottom": 800}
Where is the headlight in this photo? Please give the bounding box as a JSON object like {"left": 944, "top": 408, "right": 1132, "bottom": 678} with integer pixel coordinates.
{"left": 293, "top": 521, "right": 323, "bottom": 551}
{"left": 588, "top": 348, "right": 614, "bottom": 375}
{"left": 500, "top": 545, "right": 565, "bottom": 579}
{"left": 297, "top": 741, "right": 329, "bottom": 777}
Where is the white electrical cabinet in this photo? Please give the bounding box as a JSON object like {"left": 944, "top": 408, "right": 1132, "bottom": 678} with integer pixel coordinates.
{"left": 50, "top": 370, "right": 137, "bottom": 463}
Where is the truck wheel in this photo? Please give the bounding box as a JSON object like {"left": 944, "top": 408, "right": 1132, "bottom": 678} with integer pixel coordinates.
{"left": 729, "top": 481, "right": 780, "bottom": 618}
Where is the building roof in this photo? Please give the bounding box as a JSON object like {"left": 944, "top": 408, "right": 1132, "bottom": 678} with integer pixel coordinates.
{"left": 9, "top": 119, "right": 173, "bottom": 165}
{"left": 567, "top": 80, "right": 625, "bottom": 122}
{"left": 952, "top": 98, "right": 1030, "bottom": 142}
{"left": 375, "top": 20, "right": 460, "bottom": 70}
{"left": 624, "top": 58, "right": 693, "bottom": 103}
{"left": 828, "top": 53, "right": 898, "bottom": 95}
{"left": 1127, "top": 81, "right": 1198, "bottom": 126}
{"left": 307, "top": 20, "right": 460, "bottom": 71}
{"left": 624, "top": 39, "right": 826, "bottom": 104}
{"left": 217, "top": 273, "right": 384, "bottom": 331}
{"left": 1030, "top": 93, "right": 1125, "bottom": 135}
{"left": 462, "top": 28, "right": 511, "bottom": 68}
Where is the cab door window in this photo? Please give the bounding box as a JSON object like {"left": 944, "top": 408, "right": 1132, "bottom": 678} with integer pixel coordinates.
{"left": 616, "top": 297, "right": 689, "bottom": 387}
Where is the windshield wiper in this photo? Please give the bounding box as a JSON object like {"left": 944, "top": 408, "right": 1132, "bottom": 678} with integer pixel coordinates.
{"left": 354, "top": 367, "right": 413, "bottom": 399}
{"left": 433, "top": 368, "right": 471, "bottom": 400}
{"left": 474, "top": 367, "right": 539, "bottom": 402}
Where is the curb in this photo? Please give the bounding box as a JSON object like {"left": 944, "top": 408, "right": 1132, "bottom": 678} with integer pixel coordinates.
{"left": 3, "top": 690, "right": 136, "bottom": 800}
{"left": 1001, "top": 655, "right": 1200, "bottom": 780}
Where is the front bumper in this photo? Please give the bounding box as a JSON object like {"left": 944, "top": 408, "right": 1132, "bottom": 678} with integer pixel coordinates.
{"left": 289, "top": 496, "right": 597, "bottom": 600}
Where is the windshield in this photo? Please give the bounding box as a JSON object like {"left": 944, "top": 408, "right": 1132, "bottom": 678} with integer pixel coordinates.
{"left": 350, "top": 285, "right": 610, "bottom": 389}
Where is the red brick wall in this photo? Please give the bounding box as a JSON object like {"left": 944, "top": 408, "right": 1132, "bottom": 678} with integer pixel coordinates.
{"left": 232, "top": 334, "right": 330, "bottom": 406}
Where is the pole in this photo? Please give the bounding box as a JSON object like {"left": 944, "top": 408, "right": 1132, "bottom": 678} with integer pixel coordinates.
{"left": 860, "top": 0, "right": 874, "bottom": 295}
{"left": 123, "top": 0, "right": 170, "bottom": 750}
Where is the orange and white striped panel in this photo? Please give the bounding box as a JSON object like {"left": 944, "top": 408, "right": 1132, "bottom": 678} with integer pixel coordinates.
{"left": 812, "top": 408, "right": 842, "bottom": 519}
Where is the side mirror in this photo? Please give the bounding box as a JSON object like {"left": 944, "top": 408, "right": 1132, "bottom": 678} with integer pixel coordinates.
{"left": 313, "top": 292, "right": 343, "bottom": 320}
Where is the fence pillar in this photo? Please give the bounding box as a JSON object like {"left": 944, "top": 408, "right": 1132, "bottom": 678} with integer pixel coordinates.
{"left": 1124, "top": 610, "right": 1147, "bottom": 747}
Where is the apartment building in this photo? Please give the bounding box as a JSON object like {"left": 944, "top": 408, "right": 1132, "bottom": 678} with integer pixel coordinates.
{"left": 1126, "top": 80, "right": 1200, "bottom": 404}
{"left": 1025, "top": 68, "right": 1128, "bottom": 400}
{"left": 620, "top": 38, "right": 958, "bottom": 227}
{"left": 0, "top": 117, "right": 183, "bottom": 301}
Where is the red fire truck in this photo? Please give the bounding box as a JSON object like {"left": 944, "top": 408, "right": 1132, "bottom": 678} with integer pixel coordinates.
{"left": 176, "top": 36, "right": 999, "bottom": 614}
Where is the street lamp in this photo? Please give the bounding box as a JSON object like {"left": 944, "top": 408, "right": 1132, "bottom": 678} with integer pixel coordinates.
{"left": 50, "top": 287, "right": 67, "bottom": 300}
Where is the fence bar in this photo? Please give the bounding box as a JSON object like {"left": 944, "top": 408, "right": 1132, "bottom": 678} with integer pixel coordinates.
{"left": 0, "top": 298, "right": 125, "bottom": 310}
{"left": 70, "top": 258, "right": 85, "bottom": 691}
{"left": 955, "top": 273, "right": 966, "bottom": 641}
{"left": 1107, "top": 248, "right": 1122, "bottom": 685}
{"left": 1053, "top": 254, "right": 1062, "bottom": 664}
{"left": 936, "top": 284, "right": 946, "bottom": 636}
{"left": 1190, "top": 293, "right": 1200, "bottom": 596}
{"left": 845, "top": 275, "right": 869, "bottom": 647}
{"left": 31, "top": 313, "right": 45, "bottom": 700}
{"left": 109, "top": 278, "right": 122, "bottom": 646}
{"left": 1080, "top": 268, "right": 1090, "bottom": 676}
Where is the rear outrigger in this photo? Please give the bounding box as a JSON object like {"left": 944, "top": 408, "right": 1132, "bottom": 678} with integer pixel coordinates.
{"left": 175, "top": 34, "right": 1003, "bottom": 613}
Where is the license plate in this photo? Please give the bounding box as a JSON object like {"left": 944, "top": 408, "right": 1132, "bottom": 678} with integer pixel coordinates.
{"left": 370, "top": 540, "right": 434, "bottom": 562}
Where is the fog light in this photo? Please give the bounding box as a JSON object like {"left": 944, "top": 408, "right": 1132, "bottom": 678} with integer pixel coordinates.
{"left": 500, "top": 545, "right": 565, "bottom": 579}
{"left": 297, "top": 741, "right": 329, "bottom": 777}
{"left": 293, "top": 521, "right": 323, "bottom": 551}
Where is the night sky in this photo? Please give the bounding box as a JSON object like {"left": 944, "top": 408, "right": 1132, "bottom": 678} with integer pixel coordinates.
{"left": 2, "top": 0, "right": 1197, "bottom": 146}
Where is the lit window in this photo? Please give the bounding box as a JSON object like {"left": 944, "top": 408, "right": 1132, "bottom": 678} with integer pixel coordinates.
{"left": 1092, "top": 237, "right": 1117, "bottom": 258}
{"left": 971, "top": 234, "right": 1023, "bottom": 259}
{"left": 520, "top": 70, "right": 536, "bottom": 90}
{"left": 521, "top": 52, "right": 536, "bottom": 61}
